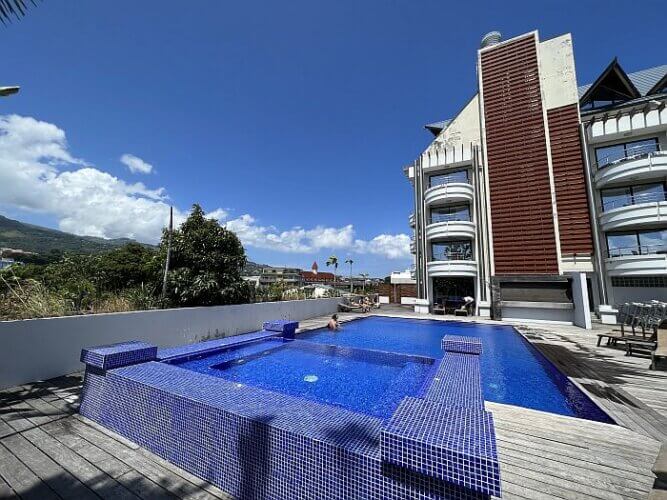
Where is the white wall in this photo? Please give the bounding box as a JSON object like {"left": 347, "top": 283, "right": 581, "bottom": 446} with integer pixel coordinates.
{"left": 611, "top": 286, "right": 667, "bottom": 306}
{"left": 0, "top": 298, "right": 340, "bottom": 390}
{"left": 570, "top": 272, "right": 592, "bottom": 329}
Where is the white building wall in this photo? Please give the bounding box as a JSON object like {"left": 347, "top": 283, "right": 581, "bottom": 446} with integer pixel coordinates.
{"left": 538, "top": 34, "right": 579, "bottom": 111}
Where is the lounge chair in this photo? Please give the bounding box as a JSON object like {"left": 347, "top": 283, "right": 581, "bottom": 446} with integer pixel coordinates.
{"left": 597, "top": 302, "right": 667, "bottom": 347}
{"left": 433, "top": 300, "right": 445, "bottom": 315}
{"left": 651, "top": 322, "right": 667, "bottom": 370}
{"left": 338, "top": 302, "right": 364, "bottom": 313}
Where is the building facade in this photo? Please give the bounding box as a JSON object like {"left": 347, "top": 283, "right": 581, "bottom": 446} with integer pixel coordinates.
{"left": 406, "top": 30, "right": 667, "bottom": 325}
{"left": 258, "top": 267, "right": 303, "bottom": 287}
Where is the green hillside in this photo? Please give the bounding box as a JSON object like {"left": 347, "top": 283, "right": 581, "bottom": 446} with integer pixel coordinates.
{"left": 0, "top": 214, "right": 266, "bottom": 271}
{"left": 0, "top": 214, "right": 140, "bottom": 255}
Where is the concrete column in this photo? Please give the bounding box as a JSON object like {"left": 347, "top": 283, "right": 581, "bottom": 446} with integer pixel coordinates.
{"left": 570, "top": 272, "right": 592, "bottom": 329}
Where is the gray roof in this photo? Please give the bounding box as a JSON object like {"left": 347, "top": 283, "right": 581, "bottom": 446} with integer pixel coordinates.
{"left": 578, "top": 64, "right": 667, "bottom": 98}
{"left": 427, "top": 64, "right": 666, "bottom": 134}
{"left": 424, "top": 119, "right": 451, "bottom": 131}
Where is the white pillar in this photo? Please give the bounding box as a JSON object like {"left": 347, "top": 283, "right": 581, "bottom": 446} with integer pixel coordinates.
{"left": 570, "top": 272, "right": 592, "bottom": 329}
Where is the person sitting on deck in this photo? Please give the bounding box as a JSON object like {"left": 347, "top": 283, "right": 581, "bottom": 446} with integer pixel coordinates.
{"left": 327, "top": 314, "right": 340, "bottom": 330}
{"left": 362, "top": 297, "right": 371, "bottom": 313}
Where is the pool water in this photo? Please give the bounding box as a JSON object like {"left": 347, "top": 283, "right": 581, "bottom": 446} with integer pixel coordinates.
{"left": 300, "top": 316, "right": 613, "bottom": 423}
{"left": 169, "top": 338, "right": 435, "bottom": 419}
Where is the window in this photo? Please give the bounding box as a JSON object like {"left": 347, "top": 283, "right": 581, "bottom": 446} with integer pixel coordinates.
{"left": 606, "top": 233, "right": 639, "bottom": 257}
{"left": 638, "top": 230, "right": 667, "bottom": 254}
{"left": 429, "top": 169, "right": 468, "bottom": 188}
{"left": 430, "top": 205, "right": 470, "bottom": 223}
{"left": 611, "top": 276, "right": 667, "bottom": 288}
{"left": 595, "top": 138, "right": 659, "bottom": 168}
{"left": 606, "top": 229, "right": 667, "bottom": 257}
{"left": 431, "top": 241, "right": 472, "bottom": 261}
{"left": 601, "top": 182, "right": 666, "bottom": 211}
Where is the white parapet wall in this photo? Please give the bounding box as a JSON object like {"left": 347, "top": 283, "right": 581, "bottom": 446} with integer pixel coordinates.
{"left": 0, "top": 298, "right": 340, "bottom": 390}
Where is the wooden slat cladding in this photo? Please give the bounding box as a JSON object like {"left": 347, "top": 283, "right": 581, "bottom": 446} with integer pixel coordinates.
{"left": 480, "top": 35, "right": 559, "bottom": 275}
{"left": 547, "top": 104, "right": 594, "bottom": 255}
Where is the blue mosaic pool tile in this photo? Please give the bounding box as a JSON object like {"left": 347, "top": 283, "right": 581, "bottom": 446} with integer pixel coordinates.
{"left": 425, "top": 352, "right": 484, "bottom": 410}
{"left": 263, "top": 320, "right": 299, "bottom": 339}
{"left": 80, "top": 358, "right": 493, "bottom": 499}
{"left": 80, "top": 341, "right": 157, "bottom": 370}
{"left": 441, "top": 335, "right": 483, "bottom": 355}
{"left": 79, "top": 330, "right": 502, "bottom": 499}
{"left": 156, "top": 329, "right": 278, "bottom": 360}
{"left": 381, "top": 397, "right": 501, "bottom": 497}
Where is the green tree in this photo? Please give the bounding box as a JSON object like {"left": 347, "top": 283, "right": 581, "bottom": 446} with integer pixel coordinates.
{"left": 162, "top": 204, "right": 252, "bottom": 307}
{"left": 0, "top": 1, "right": 38, "bottom": 24}
{"left": 345, "top": 258, "right": 354, "bottom": 292}
{"left": 97, "top": 243, "right": 157, "bottom": 292}
{"left": 326, "top": 255, "right": 338, "bottom": 284}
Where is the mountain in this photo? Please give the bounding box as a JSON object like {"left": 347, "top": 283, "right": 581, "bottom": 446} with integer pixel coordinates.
{"left": 0, "top": 214, "right": 268, "bottom": 272}
{"left": 0, "top": 214, "right": 141, "bottom": 256}
{"left": 241, "top": 260, "right": 265, "bottom": 276}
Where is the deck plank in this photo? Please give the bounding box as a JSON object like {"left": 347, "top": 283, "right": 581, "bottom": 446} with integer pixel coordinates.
{"left": 0, "top": 309, "right": 665, "bottom": 499}
{"left": 1, "top": 433, "right": 98, "bottom": 500}
{"left": 0, "top": 441, "right": 58, "bottom": 500}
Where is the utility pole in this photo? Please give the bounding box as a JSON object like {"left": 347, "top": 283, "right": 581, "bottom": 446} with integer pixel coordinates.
{"left": 161, "top": 206, "right": 173, "bottom": 301}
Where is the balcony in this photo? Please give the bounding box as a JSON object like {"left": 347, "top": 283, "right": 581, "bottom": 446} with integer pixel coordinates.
{"left": 427, "top": 260, "right": 477, "bottom": 278}
{"left": 424, "top": 182, "right": 474, "bottom": 207}
{"left": 605, "top": 244, "right": 667, "bottom": 276}
{"left": 425, "top": 220, "right": 475, "bottom": 241}
{"left": 599, "top": 191, "right": 667, "bottom": 231}
{"left": 410, "top": 238, "right": 416, "bottom": 254}
{"left": 594, "top": 147, "right": 667, "bottom": 189}
{"left": 409, "top": 213, "right": 415, "bottom": 227}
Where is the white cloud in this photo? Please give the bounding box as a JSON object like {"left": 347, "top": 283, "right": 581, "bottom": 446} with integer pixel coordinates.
{"left": 222, "top": 213, "right": 410, "bottom": 259}
{"left": 354, "top": 234, "right": 412, "bottom": 259}
{"left": 120, "top": 153, "right": 154, "bottom": 174}
{"left": 0, "top": 114, "right": 181, "bottom": 242}
{"left": 0, "top": 114, "right": 411, "bottom": 260}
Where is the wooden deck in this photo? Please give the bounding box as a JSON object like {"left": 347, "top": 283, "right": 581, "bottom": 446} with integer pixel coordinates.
{"left": 0, "top": 310, "right": 665, "bottom": 499}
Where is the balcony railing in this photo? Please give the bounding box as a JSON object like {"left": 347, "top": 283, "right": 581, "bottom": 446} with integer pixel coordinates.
{"left": 607, "top": 244, "right": 667, "bottom": 258}
{"left": 432, "top": 252, "right": 473, "bottom": 261}
{"left": 601, "top": 190, "right": 667, "bottom": 211}
{"left": 595, "top": 143, "right": 661, "bottom": 170}
{"left": 429, "top": 213, "right": 471, "bottom": 224}
{"left": 429, "top": 174, "right": 469, "bottom": 188}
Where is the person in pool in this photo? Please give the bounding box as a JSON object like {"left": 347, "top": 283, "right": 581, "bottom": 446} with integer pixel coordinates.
{"left": 327, "top": 314, "right": 339, "bottom": 330}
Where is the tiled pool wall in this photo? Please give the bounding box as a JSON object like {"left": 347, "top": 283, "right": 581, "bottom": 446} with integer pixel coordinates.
{"left": 79, "top": 324, "right": 501, "bottom": 499}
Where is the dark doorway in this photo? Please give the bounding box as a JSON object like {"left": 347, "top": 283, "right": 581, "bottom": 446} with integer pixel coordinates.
{"left": 433, "top": 277, "right": 474, "bottom": 312}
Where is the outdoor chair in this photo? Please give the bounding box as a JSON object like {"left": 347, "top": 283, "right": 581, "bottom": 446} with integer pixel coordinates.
{"left": 597, "top": 302, "right": 666, "bottom": 347}
{"left": 432, "top": 299, "right": 445, "bottom": 315}
{"left": 650, "top": 321, "right": 667, "bottom": 370}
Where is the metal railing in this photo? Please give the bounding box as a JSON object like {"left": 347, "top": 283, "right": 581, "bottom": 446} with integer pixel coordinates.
{"left": 428, "top": 173, "right": 470, "bottom": 188}
{"left": 607, "top": 244, "right": 667, "bottom": 258}
{"left": 601, "top": 190, "right": 667, "bottom": 211}
{"left": 595, "top": 143, "right": 661, "bottom": 170}
{"left": 431, "top": 252, "right": 474, "bottom": 261}
{"left": 429, "top": 213, "right": 471, "bottom": 224}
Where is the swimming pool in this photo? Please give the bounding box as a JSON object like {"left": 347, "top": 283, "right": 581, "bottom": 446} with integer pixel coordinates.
{"left": 168, "top": 338, "right": 435, "bottom": 419}
{"left": 299, "top": 316, "right": 613, "bottom": 423}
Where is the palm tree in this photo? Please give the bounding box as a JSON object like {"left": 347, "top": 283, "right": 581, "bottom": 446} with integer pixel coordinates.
{"left": 0, "top": 1, "right": 39, "bottom": 25}
{"left": 359, "top": 273, "right": 369, "bottom": 293}
{"left": 345, "top": 258, "right": 354, "bottom": 293}
{"left": 326, "top": 255, "right": 338, "bottom": 286}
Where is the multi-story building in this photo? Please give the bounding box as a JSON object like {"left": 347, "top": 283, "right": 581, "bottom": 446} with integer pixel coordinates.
{"left": 406, "top": 30, "right": 666, "bottom": 326}
{"left": 258, "top": 267, "right": 303, "bottom": 287}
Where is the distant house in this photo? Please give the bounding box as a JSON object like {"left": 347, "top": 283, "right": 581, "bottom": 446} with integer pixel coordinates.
{"left": 0, "top": 258, "right": 16, "bottom": 270}
{"left": 301, "top": 262, "right": 335, "bottom": 284}
{"left": 258, "top": 267, "right": 303, "bottom": 287}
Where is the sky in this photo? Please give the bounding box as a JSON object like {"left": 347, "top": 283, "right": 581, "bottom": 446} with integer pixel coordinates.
{"left": 0, "top": 0, "right": 664, "bottom": 277}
